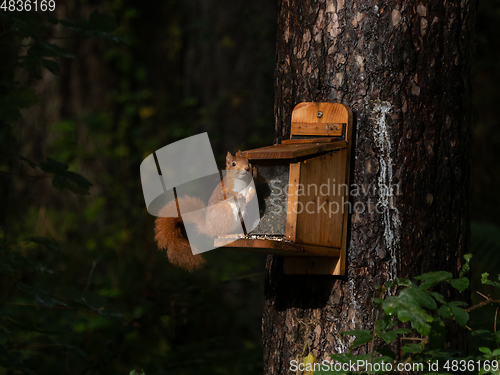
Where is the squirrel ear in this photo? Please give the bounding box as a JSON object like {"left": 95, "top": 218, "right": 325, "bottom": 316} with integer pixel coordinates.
{"left": 226, "top": 151, "right": 233, "bottom": 163}
{"left": 237, "top": 150, "right": 242, "bottom": 157}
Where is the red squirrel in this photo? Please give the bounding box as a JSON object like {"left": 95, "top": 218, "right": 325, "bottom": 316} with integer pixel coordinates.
{"left": 154, "top": 151, "right": 256, "bottom": 271}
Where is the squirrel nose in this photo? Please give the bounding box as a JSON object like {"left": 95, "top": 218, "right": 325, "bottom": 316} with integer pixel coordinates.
{"left": 244, "top": 166, "right": 250, "bottom": 171}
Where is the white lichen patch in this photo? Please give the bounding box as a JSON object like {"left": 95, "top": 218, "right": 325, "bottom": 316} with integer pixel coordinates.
{"left": 371, "top": 100, "right": 401, "bottom": 281}
{"left": 349, "top": 279, "right": 357, "bottom": 329}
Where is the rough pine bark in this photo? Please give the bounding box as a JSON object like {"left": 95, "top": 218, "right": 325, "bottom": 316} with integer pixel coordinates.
{"left": 263, "top": 0, "right": 475, "bottom": 373}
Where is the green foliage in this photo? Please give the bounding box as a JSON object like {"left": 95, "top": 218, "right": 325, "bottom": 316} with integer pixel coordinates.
{"left": 40, "top": 158, "right": 92, "bottom": 195}
{"left": 0, "top": 2, "right": 272, "bottom": 374}
{"left": 0, "top": 88, "right": 38, "bottom": 123}
{"left": 60, "top": 10, "right": 120, "bottom": 39}
{"left": 316, "top": 255, "right": 500, "bottom": 375}
{"left": 481, "top": 273, "right": 500, "bottom": 289}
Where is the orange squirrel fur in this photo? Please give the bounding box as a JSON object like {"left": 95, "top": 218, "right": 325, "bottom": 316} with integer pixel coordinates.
{"left": 154, "top": 151, "right": 255, "bottom": 271}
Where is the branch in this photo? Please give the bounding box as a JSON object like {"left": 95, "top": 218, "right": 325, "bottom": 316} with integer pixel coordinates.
{"left": 6, "top": 303, "right": 76, "bottom": 310}
{"left": 465, "top": 293, "right": 500, "bottom": 312}
{"left": 0, "top": 170, "right": 51, "bottom": 178}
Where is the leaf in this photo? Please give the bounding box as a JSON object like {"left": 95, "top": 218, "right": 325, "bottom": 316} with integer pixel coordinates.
{"left": 393, "top": 278, "right": 413, "bottom": 287}
{"left": 416, "top": 271, "right": 453, "bottom": 290}
{"left": 60, "top": 10, "right": 121, "bottom": 41}
{"left": 370, "top": 356, "right": 396, "bottom": 373}
{"left": 460, "top": 254, "right": 472, "bottom": 278}
{"left": 39, "top": 42, "right": 75, "bottom": 59}
{"left": 39, "top": 158, "right": 68, "bottom": 173}
{"left": 376, "top": 346, "right": 396, "bottom": 360}
{"left": 72, "top": 296, "right": 123, "bottom": 319}
{"left": 450, "top": 306, "right": 469, "bottom": 327}
{"left": 430, "top": 292, "right": 447, "bottom": 304}
{"left": 40, "top": 158, "right": 92, "bottom": 195}
{"left": 375, "top": 316, "right": 389, "bottom": 331}
{"left": 479, "top": 347, "right": 492, "bottom": 355}
{"left": 26, "top": 236, "right": 60, "bottom": 252}
{"left": 42, "top": 59, "right": 60, "bottom": 76}
{"left": 0, "top": 88, "right": 39, "bottom": 124}
{"left": 17, "top": 283, "right": 67, "bottom": 308}
{"left": 89, "top": 10, "right": 117, "bottom": 32}
{"left": 52, "top": 343, "right": 88, "bottom": 357}
{"left": 402, "top": 342, "right": 425, "bottom": 354}
{"left": 406, "top": 287, "right": 437, "bottom": 310}
{"left": 438, "top": 305, "right": 453, "bottom": 319}
{"left": 448, "top": 301, "right": 468, "bottom": 308}
{"left": 378, "top": 328, "right": 412, "bottom": 344}
{"left": 450, "top": 277, "right": 469, "bottom": 292}
{"left": 18, "top": 155, "right": 38, "bottom": 169}
{"left": 302, "top": 352, "right": 317, "bottom": 375}
{"left": 429, "top": 319, "right": 446, "bottom": 350}
{"left": 341, "top": 329, "right": 373, "bottom": 349}
{"left": 383, "top": 289, "right": 434, "bottom": 335}
{"left": 494, "top": 331, "right": 500, "bottom": 343}
{"left": 481, "top": 273, "right": 500, "bottom": 289}
{"left": 0, "top": 248, "right": 53, "bottom": 275}
{"left": 384, "top": 280, "right": 395, "bottom": 289}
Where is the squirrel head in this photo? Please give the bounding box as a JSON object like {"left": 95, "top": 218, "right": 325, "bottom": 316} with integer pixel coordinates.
{"left": 226, "top": 151, "right": 252, "bottom": 174}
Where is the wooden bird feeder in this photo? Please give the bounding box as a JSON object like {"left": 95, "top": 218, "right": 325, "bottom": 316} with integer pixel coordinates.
{"left": 214, "top": 102, "right": 353, "bottom": 275}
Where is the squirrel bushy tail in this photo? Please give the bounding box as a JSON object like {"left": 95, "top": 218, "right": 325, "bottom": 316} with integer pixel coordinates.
{"left": 154, "top": 196, "right": 207, "bottom": 272}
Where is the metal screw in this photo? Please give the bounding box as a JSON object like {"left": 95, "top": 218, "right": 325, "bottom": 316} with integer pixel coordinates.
{"left": 317, "top": 111, "right": 323, "bottom": 118}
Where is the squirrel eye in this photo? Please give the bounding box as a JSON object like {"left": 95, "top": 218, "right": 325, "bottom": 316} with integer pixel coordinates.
{"left": 232, "top": 162, "right": 236, "bottom": 167}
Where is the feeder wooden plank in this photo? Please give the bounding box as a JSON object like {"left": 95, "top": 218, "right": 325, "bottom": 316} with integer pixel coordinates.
{"left": 283, "top": 257, "right": 340, "bottom": 275}
{"left": 291, "top": 122, "right": 344, "bottom": 137}
{"left": 291, "top": 102, "right": 350, "bottom": 136}
{"left": 281, "top": 137, "right": 335, "bottom": 144}
{"left": 294, "top": 151, "right": 347, "bottom": 249}
{"left": 241, "top": 140, "right": 347, "bottom": 160}
{"left": 285, "top": 162, "right": 301, "bottom": 242}
{"left": 214, "top": 238, "right": 340, "bottom": 257}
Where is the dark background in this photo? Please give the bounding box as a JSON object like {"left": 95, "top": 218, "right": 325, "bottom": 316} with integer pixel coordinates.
{"left": 0, "top": 1, "right": 498, "bottom": 374}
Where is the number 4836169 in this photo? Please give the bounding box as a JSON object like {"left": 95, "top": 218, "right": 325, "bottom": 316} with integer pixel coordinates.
{"left": 1, "top": 0, "right": 56, "bottom": 11}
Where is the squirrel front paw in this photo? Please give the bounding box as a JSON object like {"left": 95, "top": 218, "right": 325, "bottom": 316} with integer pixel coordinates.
{"left": 228, "top": 192, "right": 244, "bottom": 201}
{"left": 246, "top": 188, "right": 256, "bottom": 203}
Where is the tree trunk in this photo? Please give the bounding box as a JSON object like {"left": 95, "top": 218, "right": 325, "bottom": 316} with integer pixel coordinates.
{"left": 263, "top": 0, "right": 475, "bottom": 373}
